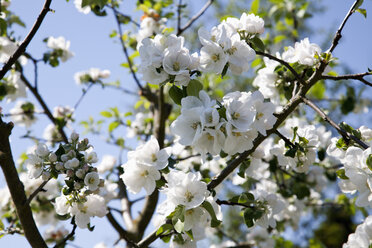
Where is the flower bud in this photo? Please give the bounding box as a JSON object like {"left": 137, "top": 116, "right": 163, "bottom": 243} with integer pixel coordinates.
{"left": 48, "top": 152, "right": 57, "bottom": 162}
{"left": 42, "top": 171, "right": 51, "bottom": 181}
{"left": 66, "top": 170, "right": 74, "bottom": 177}
{"left": 75, "top": 169, "right": 85, "bottom": 179}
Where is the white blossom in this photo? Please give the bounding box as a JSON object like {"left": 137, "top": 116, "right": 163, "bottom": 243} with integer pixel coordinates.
{"left": 47, "top": 36, "right": 74, "bottom": 62}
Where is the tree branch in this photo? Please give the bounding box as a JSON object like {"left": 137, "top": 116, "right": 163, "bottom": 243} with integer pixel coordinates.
{"left": 106, "top": 211, "right": 138, "bottom": 248}
{"left": 215, "top": 199, "right": 254, "bottom": 209}
{"left": 301, "top": 96, "right": 369, "bottom": 149}
{"left": 54, "top": 224, "right": 77, "bottom": 248}
{"left": 26, "top": 179, "right": 50, "bottom": 205}
{"left": 274, "top": 130, "right": 295, "bottom": 148}
{"left": 327, "top": 0, "right": 361, "bottom": 53}
{"left": 255, "top": 50, "right": 305, "bottom": 85}
{"left": 111, "top": 7, "right": 144, "bottom": 92}
{"left": 19, "top": 72, "right": 68, "bottom": 143}
{"left": 0, "top": 0, "right": 52, "bottom": 80}
{"left": 177, "top": 0, "right": 214, "bottom": 35}
{"left": 322, "top": 72, "right": 372, "bottom": 87}
{"left": 207, "top": 57, "right": 329, "bottom": 190}
{"left": 177, "top": 0, "right": 183, "bottom": 34}
{"left": 0, "top": 117, "right": 47, "bottom": 248}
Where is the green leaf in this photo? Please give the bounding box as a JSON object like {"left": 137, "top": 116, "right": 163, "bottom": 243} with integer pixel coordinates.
{"left": 285, "top": 147, "right": 297, "bottom": 158}
{"left": 0, "top": 219, "right": 4, "bottom": 230}
{"left": 366, "top": 154, "right": 372, "bottom": 171}
{"left": 243, "top": 208, "right": 255, "bottom": 228}
{"left": 308, "top": 81, "right": 326, "bottom": 100}
{"left": 239, "top": 192, "right": 255, "bottom": 203}
{"left": 108, "top": 121, "right": 120, "bottom": 132}
{"left": 156, "top": 223, "right": 173, "bottom": 236}
{"left": 251, "top": 0, "right": 260, "bottom": 14}
{"left": 293, "top": 183, "right": 310, "bottom": 200}
{"left": 169, "top": 85, "right": 184, "bottom": 105}
{"left": 336, "top": 169, "right": 349, "bottom": 180}
{"left": 186, "top": 80, "right": 203, "bottom": 97}
{"left": 356, "top": 8, "right": 367, "bottom": 18}
{"left": 171, "top": 205, "right": 185, "bottom": 226}
{"left": 201, "top": 201, "right": 222, "bottom": 228}
{"left": 250, "top": 36, "right": 265, "bottom": 52}
{"left": 100, "top": 111, "right": 113, "bottom": 118}
{"left": 238, "top": 159, "right": 251, "bottom": 178}
{"left": 274, "top": 35, "right": 286, "bottom": 44}
{"left": 354, "top": 0, "right": 364, "bottom": 11}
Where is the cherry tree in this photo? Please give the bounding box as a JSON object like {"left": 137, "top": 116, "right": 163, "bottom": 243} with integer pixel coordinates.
{"left": 0, "top": 0, "right": 372, "bottom": 247}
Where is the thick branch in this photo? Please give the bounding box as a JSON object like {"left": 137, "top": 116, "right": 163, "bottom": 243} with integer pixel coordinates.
{"left": 322, "top": 72, "right": 372, "bottom": 87}
{"left": 20, "top": 72, "right": 68, "bottom": 143}
{"left": 255, "top": 50, "right": 305, "bottom": 85}
{"left": 0, "top": 0, "right": 52, "bottom": 79}
{"left": 301, "top": 96, "right": 369, "bottom": 149}
{"left": 106, "top": 211, "right": 138, "bottom": 248}
{"left": 327, "top": 0, "right": 361, "bottom": 53}
{"left": 177, "top": 0, "right": 214, "bottom": 35}
{"left": 0, "top": 118, "right": 47, "bottom": 248}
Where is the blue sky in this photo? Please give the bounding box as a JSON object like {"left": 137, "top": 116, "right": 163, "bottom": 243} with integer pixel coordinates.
{"left": 0, "top": 0, "right": 371, "bottom": 247}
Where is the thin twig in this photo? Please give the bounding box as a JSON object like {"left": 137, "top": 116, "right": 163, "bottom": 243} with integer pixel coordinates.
{"left": 327, "top": 0, "right": 361, "bottom": 53}
{"left": 175, "top": 154, "right": 200, "bottom": 161}
{"left": 177, "top": 0, "right": 214, "bottom": 35}
{"left": 301, "top": 96, "right": 369, "bottom": 149}
{"left": 111, "top": 7, "right": 144, "bottom": 91}
{"left": 255, "top": 50, "right": 305, "bottom": 85}
{"left": 74, "top": 83, "right": 94, "bottom": 110}
{"left": 107, "top": 6, "right": 140, "bottom": 27}
{"left": 54, "top": 224, "right": 77, "bottom": 248}
{"left": 26, "top": 179, "right": 50, "bottom": 204}
{"left": 177, "top": 0, "right": 183, "bottom": 34}
{"left": 215, "top": 199, "right": 254, "bottom": 209}
{"left": 19, "top": 72, "right": 68, "bottom": 143}
{"left": 322, "top": 72, "right": 372, "bottom": 87}
{"left": 0, "top": 0, "right": 52, "bottom": 79}
{"left": 274, "top": 130, "right": 295, "bottom": 148}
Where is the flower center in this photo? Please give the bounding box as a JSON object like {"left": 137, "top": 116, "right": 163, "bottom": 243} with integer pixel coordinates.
{"left": 185, "top": 190, "right": 194, "bottom": 202}
{"left": 232, "top": 112, "right": 240, "bottom": 120}
{"left": 256, "top": 112, "right": 264, "bottom": 120}
{"left": 211, "top": 54, "right": 220, "bottom": 62}
{"left": 173, "top": 61, "right": 180, "bottom": 71}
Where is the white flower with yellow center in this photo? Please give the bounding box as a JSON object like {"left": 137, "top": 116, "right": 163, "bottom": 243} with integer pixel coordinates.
{"left": 84, "top": 172, "right": 100, "bottom": 191}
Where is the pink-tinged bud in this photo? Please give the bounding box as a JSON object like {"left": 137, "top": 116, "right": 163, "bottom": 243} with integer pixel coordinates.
{"left": 66, "top": 170, "right": 74, "bottom": 177}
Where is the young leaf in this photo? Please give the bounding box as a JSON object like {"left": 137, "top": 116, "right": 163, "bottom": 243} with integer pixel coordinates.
{"left": 201, "top": 201, "right": 222, "bottom": 228}
{"left": 169, "top": 85, "right": 184, "bottom": 105}
{"left": 186, "top": 79, "right": 203, "bottom": 97}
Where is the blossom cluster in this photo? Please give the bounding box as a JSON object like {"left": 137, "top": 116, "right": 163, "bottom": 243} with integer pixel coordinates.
{"left": 138, "top": 34, "right": 198, "bottom": 86}
{"left": 343, "top": 216, "right": 372, "bottom": 248}
{"left": 25, "top": 132, "right": 108, "bottom": 228}
{"left": 198, "top": 13, "right": 262, "bottom": 75}
{"left": 0, "top": 36, "right": 28, "bottom": 65}
{"left": 74, "top": 68, "right": 110, "bottom": 85}
{"left": 253, "top": 38, "right": 321, "bottom": 105}
{"left": 137, "top": 13, "right": 265, "bottom": 87}
{"left": 121, "top": 136, "right": 171, "bottom": 195}
{"left": 171, "top": 90, "right": 276, "bottom": 158}
{"left": 136, "top": 9, "right": 167, "bottom": 44}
